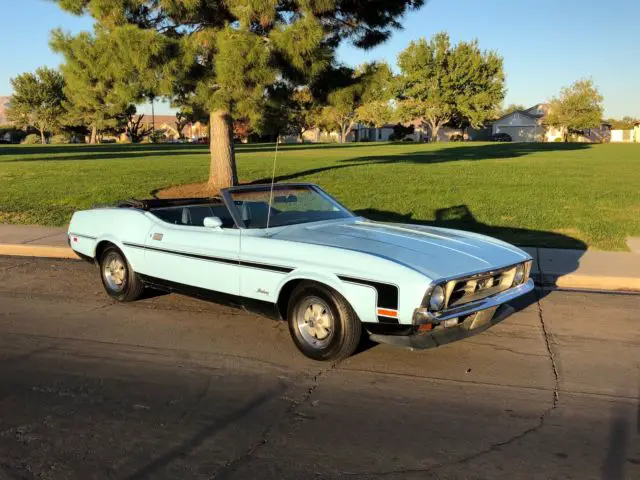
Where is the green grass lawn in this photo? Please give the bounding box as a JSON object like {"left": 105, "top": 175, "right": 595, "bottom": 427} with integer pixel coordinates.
{"left": 1, "top": 141, "right": 639, "bottom": 250}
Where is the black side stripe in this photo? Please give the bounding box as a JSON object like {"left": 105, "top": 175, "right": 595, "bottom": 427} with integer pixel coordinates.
{"left": 337, "top": 275, "right": 399, "bottom": 310}
{"left": 123, "top": 242, "right": 293, "bottom": 273}
{"left": 239, "top": 260, "right": 293, "bottom": 274}
{"left": 69, "top": 232, "right": 97, "bottom": 240}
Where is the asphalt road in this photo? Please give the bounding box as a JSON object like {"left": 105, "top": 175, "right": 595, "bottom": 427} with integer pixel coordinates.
{"left": 0, "top": 257, "right": 638, "bottom": 480}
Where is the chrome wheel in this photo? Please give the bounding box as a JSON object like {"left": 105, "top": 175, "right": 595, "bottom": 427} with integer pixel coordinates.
{"left": 102, "top": 252, "right": 126, "bottom": 291}
{"left": 295, "top": 296, "right": 335, "bottom": 349}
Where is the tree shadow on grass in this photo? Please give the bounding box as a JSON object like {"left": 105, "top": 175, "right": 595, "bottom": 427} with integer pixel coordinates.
{"left": 357, "top": 204, "right": 586, "bottom": 250}
{"left": 248, "top": 142, "right": 593, "bottom": 184}
{"left": 356, "top": 204, "right": 586, "bottom": 306}
{"left": 1, "top": 143, "right": 209, "bottom": 162}
{"left": 338, "top": 141, "right": 592, "bottom": 165}
{"left": 0, "top": 140, "right": 382, "bottom": 161}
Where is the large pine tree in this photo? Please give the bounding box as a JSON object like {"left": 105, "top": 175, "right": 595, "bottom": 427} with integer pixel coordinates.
{"left": 53, "top": 0, "right": 424, "bottom": 190}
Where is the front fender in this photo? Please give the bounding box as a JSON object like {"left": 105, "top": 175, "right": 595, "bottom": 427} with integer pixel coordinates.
{"left": 275, "top": 270, "right": 379, "bottom": 323}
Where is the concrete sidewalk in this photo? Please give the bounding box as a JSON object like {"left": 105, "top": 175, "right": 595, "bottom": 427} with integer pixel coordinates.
{"left": 1, "top": 223, "right": 639, "bottom": 292}
{"left": 0, "top": 224, "right": 75, "bottom": 259}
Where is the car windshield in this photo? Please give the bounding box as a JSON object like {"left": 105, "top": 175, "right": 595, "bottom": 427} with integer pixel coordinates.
{"left": 227, "top": 185, "right": 354, "bottom": 229}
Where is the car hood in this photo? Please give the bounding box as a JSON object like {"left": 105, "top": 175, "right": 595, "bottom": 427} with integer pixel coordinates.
{"left": 273, "top": 219, "right": 531, "bottom": 280}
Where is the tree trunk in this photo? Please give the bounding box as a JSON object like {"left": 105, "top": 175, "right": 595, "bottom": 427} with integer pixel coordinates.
{"left": 208, "top": 110, "right": 238, "bottom": 192}
{"left": 430, "top": 122, "right": 441, "bottom": 143}
{"left": 151, "top": 98, "right": 155, "bottom": 135}
{"left": 39, "top": 129, "right": 46, "bottom": 145}
{"left": 89, "top": 126, "right": 97, "bottom": 144}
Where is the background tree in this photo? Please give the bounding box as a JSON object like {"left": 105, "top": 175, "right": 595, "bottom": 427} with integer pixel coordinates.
{"left": 279, "top": 87, "right": 321, "bottom": 142}
{"left": 546, "top": 79, "right": 604, "bottom": 142}
{"left": 6, "top": 67, "right": 66, "bottom": 144}
{"left": 175, "top": 110, "right": 191, "bottom": 141}
{"left": 605, "top": 116, "right": 637, "bottom": 130}
{"left": 317, "top": 63, "right": 394, "bottom": 143}
{"left": 500, "top": 103, "right": 526, "bottom": 117}
{"left": 355, "top": 63, "right": 395, "bottom": 130}
{"left": 51, "top": 30, "right": 126, "bottom": 143}
{"left": 396, "top": 32, "right": 505, "bottom": 142}
{"left": 51, "top": 27, "right": 173, "bottom": 144}
{"left": 319, "top": 81, "right": 362, "bottom": 143}
{"left": 54, "top": 0, "right": 425, "bottom": 191}
{"left": 117, "top": 105, "right": 152, "bottom": 143}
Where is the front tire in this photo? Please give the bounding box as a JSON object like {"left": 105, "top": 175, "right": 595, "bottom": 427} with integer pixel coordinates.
{"left": 98, "top": 245, "right": 144, "bottom": 302}
{"left": 287, "top": 282, "right": 361, "bottom": 361}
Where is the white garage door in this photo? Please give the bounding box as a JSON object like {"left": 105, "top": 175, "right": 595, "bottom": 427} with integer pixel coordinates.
{"left": 494, "top": 126, "right": 542, "bottom": 142}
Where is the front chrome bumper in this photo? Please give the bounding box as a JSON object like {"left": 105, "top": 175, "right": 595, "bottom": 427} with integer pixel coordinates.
{"left": 369, "top": 278, "right": 534, "bottom": 350}
{"left": 413, "top": 278, "right": 535, "bottom": 324}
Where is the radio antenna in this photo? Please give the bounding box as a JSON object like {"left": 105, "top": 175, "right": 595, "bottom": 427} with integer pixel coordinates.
{"left": 265, "top": 135, "right": 279, "bottom": 231}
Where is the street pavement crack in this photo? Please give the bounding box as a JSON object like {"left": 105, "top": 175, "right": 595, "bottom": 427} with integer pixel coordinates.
{"left": 345, "top": 294, "right": 562, "bottom": 478}
{"left": 535, "top": 288, "right": 560, "bottom": 408}
{"left": 210, "top": 361, "right": 342, "bottom": 479}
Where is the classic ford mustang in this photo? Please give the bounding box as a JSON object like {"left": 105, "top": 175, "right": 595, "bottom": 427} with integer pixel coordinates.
{"left": 68, "top": 183, "right": 534, "bottom": 361}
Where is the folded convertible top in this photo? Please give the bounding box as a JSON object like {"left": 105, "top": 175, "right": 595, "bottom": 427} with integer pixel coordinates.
{"left": 116, "top": 196, "right": 222, "bottom": 210}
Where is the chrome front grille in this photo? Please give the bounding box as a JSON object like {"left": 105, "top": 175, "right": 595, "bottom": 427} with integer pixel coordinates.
{"left": 444, "top": 266, "right": 517, "bottom": 309}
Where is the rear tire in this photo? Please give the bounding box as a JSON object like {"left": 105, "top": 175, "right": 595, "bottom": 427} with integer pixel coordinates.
{"left": 98, "top": 245, "right": 144, "bottom": 302}
{"left": 287, "top": 282, "right": 361, "bottom": 361}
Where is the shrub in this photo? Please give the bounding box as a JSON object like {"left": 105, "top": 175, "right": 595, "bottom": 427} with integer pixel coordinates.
{"left": 554, "top": 137, "right": 564, "bottom": 142}
{"left": 22, "top": 134, "right": 41, "bottom": 144}
{"left": 50, "top": 134, "right": 71, "bottom": 144}
{"left": 450, "top": 133, "right": 464, "bottom": 142}
{"left": 402, "top": 137, "right": 414, "bottom": 142}
{"left": 150, "top": 131, "right": 166, "bottom": 143}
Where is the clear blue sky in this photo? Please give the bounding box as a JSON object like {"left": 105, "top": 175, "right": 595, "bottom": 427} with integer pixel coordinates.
{"left": 2, "top": 0, "right": 638, "bottom": 118}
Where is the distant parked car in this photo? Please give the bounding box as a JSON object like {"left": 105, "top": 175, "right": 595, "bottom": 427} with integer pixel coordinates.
{"left": 491, "top": 133, "right": 512, "bottom": 142}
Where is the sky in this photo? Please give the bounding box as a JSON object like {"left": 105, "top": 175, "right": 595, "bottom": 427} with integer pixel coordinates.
{"left": 1, "top": 0, "right": 638, "bottom": 118}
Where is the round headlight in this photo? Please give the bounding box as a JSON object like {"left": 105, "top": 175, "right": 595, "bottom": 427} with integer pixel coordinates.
{"left": 429, "top": 285, "right": 445, "bottom": 311}
{"left": 513, "top": 263, "right": 526, "bottom": 285}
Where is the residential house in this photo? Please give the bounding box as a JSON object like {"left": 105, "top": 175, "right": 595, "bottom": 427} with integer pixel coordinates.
{"left": 117, "top": 114, "right": 208, "bottom": 142}
{"left": 493, "top": 103, "right": 611, "bottom": 143}
{"left": 492, "top": 104, "right": 547, "bottom": 142}
{"left": 351, "top": 123, "right": 395, "bottom": 142}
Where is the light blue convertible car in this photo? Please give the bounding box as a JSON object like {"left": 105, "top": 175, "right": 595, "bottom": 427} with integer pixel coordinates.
{"left": 68, "top": 183, "right": 534, "bottom": 361}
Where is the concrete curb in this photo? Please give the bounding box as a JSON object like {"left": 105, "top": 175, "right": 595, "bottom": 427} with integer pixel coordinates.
{"left": 0, "top": 244, "right": 78, "bottom": 260}
{"left": 553, "top": 275, "right": 640, "bottom": 292}
{"left": 533, "top": 274, "right": 640, "bottom": 293}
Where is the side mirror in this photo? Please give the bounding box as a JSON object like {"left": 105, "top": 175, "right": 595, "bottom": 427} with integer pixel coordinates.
{"left": 203, "top": 216, "right": 223, "bottom": 229}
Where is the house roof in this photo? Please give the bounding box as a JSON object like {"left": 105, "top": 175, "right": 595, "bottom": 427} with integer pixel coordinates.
{"left": 493, "top": 103, "right": 550, "bottom": 124}
{"left": 494, "top": 109, "right": 538, "bottom": 123}
{"left": 135, "top": 114, "right": 178, "bottom": 126}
